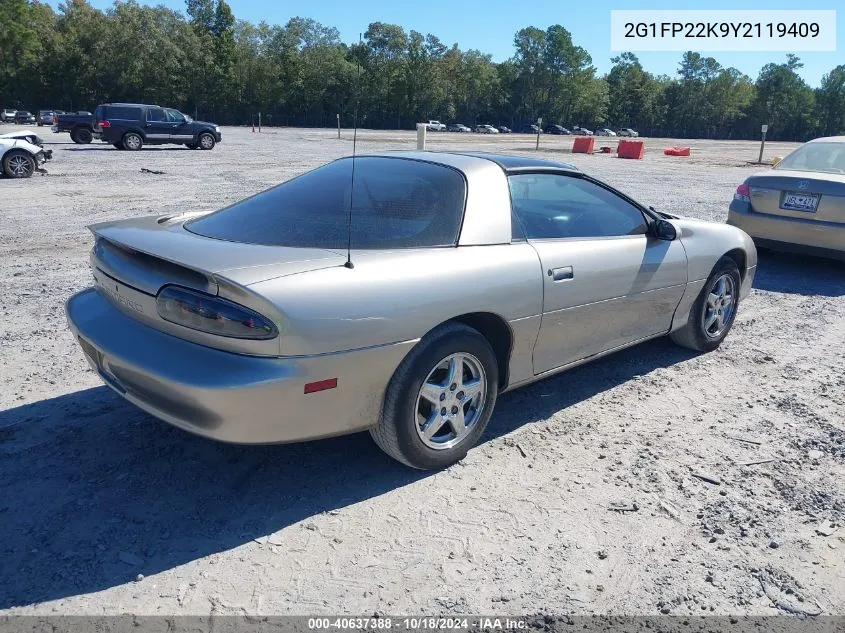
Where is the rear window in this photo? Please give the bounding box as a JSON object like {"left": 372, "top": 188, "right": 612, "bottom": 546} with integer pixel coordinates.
{"left": 775, "top": 142, "right": 845, "bottom": 175}
{"left": 186, "top": 157, "right": 467, "bottom": 249}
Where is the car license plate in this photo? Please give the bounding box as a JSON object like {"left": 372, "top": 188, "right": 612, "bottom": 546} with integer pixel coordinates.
{"left": 781, "top": 192, "right": 820, "bottom": 212}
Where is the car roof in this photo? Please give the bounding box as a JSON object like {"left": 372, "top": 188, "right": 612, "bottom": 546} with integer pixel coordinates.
{"left": 363, "top": 150, "right": 579, "bottom": 173}
{"left": 102, "top": 103, "right": 159, "bottom": 107}
{"left": 807, "top": 136, "right": 845, "bottom": 144}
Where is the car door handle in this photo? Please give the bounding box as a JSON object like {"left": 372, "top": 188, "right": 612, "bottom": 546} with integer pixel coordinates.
{"left": 549, "top": 266, "right": 574, "bottom": 281}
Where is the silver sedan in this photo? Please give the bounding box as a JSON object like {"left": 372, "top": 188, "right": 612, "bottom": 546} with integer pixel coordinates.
{"left": 67, "top": 151, "right": 757, "bottom": 469}
{"left": 728, "top": 136, "right": 845, "bottom": 260}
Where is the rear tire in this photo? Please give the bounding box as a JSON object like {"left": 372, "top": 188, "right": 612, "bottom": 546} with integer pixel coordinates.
{"left": 70, "top": 128, "right": 93, "bottom": 144}
{"left": 3, "top": 150, "right": 36, "bottom": 178}
{"left": 670, "top": 256, "right": 742, "bottom": 352}
{"left": 123, "top": 132, "right": 143, "bottom": 151}
{"left": 370, "top": 322, "right": 498, "bottom": 470}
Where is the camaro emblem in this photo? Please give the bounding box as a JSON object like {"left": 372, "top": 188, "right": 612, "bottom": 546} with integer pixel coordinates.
{"left": 798, "top": 180, "right": 809, "bottom": 190}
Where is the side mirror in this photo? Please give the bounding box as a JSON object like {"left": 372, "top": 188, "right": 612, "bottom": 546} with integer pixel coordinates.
{"left": 652, "top": 219, "right": 677, "bottom": 241}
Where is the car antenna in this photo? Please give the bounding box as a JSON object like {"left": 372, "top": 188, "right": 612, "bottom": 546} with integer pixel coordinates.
{"left": 344, "top": 33, "right": 363, "bottom": 270}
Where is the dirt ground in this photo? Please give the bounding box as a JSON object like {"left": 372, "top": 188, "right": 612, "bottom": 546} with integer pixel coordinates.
{"left": 1, "top": 126, "right": 843, "bottom": 617}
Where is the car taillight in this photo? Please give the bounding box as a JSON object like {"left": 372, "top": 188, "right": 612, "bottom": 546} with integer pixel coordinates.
{"left": 734, "top": 183, "right": 750, "bottom": 202}
{"left": 99, "top": 120, "right": 111, "bottom": 128}
{"left": 156, "top": 286, "right": 277, "bottom": 340}
{"left": 53, "top": 115, "right": 58, "bottom": 125}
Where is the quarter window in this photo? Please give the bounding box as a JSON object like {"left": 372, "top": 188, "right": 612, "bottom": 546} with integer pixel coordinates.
{"left": 508, "top": 174, "right": 647, "bottom": 239}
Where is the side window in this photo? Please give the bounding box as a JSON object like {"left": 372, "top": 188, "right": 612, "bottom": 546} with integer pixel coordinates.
{"left": 511, "top": 210, "right": 525, "bottom": 241}
{"left": 147, "top": 108, "right": 166, "bottom": 122}
{"left": 508, "top": 173, "right": 647, "bottom": 240}
{"left": 165, "top": 108, "right": 185, "bottom": 123}
{"left": 109, "top": 106, "right": 140, "bottom": 120}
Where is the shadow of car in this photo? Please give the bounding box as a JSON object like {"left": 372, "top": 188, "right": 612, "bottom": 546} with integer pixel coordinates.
{"left": 0, "top": 336, "right": 696, "bottom": 608}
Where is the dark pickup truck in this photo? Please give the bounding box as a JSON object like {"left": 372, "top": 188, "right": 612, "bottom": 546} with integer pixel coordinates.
{"left": 52, "top": 111, "right": 94, "bottom": 144}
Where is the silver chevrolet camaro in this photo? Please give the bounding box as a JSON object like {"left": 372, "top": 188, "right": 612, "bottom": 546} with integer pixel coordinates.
{"left": 67, "top": 151, "right": 757, "bottom": 469}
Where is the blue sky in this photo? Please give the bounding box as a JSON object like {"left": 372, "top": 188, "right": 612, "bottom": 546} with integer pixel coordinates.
{"left": 55, "top": 0, "right": 842, "bottom": 86}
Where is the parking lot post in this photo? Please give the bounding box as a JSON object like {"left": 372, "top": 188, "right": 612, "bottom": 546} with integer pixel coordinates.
{"left": 416, "top": 123, "right": 427, "bottom": 150}
{"left": 536, "top": 117, "right": 542, "bottom": 150}
{"left": 758, "top": 124, "right": 768, "bottom": 164}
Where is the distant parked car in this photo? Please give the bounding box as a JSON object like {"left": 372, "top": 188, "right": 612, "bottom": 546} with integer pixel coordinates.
{"left": 545, "top": 125, "right": 571, "bottom": 135}
{"left": 447, "top": 123, "right": 472, "bottom": 133}
{"left": 425, "top": 120, "right": 446, "bottom": 131}
{"left": 93, "top": 103, "right": 221, "bottom": 150}
{"left": 618, "top": 128, "right": 639, "bottom": 137}
{"left": 595, "top": 128, "right": 617, "bottom": 136}
{"left": 0, "top": 134, "right": 51, "bottom": 178}
{"left": 37, "top": 110, "right": 55, "bottom": 126}
{"left": 2, "top": 109, "right": 17, "bottom": 123}
{"left": 497, "top": 126, "right": 511, "bottom": 133}
{"left": 52, "top": 111, "right": 95, "bottom": 144}
{"left": 14, "top": 111, "right": 36, "bottom": 125}
{"left": 474, "top": 124, "right": 499, "bottom": 134}
{"left": 519, "top": 124, "right": 542, "bottom": 134}
{"left": 572, "top": 126, "right": 593, "bottom": 136}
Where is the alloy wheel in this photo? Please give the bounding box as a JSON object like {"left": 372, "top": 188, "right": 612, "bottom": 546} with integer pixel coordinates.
{"left": 414, "top": 352, "right": 487, "bottom": 450}
{"left": 8, "top": 154, "right": 33, "bottom": 177}
{"left": 703, "top": 274, "right": 736, "bottom": 339}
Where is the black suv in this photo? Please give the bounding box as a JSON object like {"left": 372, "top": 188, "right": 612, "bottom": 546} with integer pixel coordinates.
{"left": 93, "top": 103, "right": 221, "bottom": 150}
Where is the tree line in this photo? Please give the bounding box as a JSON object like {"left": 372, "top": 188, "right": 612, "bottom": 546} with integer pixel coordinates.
{"left": 2, "top": 0, "right": 845, "bottom": 141}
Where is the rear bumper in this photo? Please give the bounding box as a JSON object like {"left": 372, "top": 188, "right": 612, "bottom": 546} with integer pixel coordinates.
{"left": 728, "top": 200, "right": 845, "bottom": 258}
{"left": 66, "top": 288, "right": 416, "bottom": 444}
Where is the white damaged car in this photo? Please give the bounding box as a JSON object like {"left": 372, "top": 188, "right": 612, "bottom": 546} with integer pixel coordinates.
{"left": 0, "top": 131, "right": 51, "bottom": 178}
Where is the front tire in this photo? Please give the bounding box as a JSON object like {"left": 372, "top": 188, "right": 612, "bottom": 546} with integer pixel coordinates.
{"left": 670, "top": 256, "right": 742, "bottom": 352}
{"left": 3, "top": 150, "right": 36, "bottom": 178}
{"left": 198, "top": 132, "right": 215, "bottom": 150}
{"left": 370, "top": 322, "right": 498, "bottom": 470}
{"left": 123, "top": 132, "right": 143, "bottom": 151}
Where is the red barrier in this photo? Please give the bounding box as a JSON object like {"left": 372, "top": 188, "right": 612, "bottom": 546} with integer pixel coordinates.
{"left": 617, "top": 139, "right": 644, "bottom": 159}
{"left": 572, "top": 136, "right": 595, "bottom": 154}
{"left": 664, "top": 146, "right": 691, "bottom": 156}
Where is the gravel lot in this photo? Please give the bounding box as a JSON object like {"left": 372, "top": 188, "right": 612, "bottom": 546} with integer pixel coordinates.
{"left": 1, "top": 126, "right": 844, "bottom": 617}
